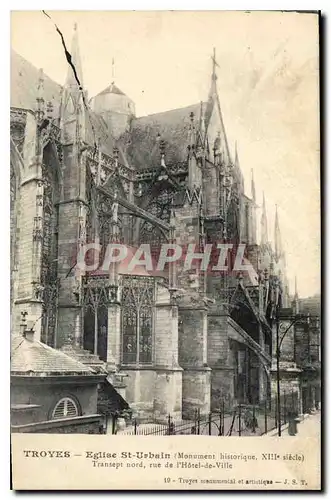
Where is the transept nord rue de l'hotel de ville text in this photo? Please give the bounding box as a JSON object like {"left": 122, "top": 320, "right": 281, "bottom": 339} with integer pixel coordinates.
{"left": 10, "top": 23, "right": 320, "bottom": 434}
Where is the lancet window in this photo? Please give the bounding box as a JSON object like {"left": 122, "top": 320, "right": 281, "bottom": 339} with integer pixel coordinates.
{"left": 121, "top": 276, "right": 155, "bottom": 365}
{"left": 40, "top": 161, "right": 59, "bottom": 346}
{"left": 83, "top": 276, "right": 110, "bottom": 361}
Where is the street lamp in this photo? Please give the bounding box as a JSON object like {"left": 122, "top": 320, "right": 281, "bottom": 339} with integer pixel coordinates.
{"left": 273, "top": 301, "right": 312, "bottom": 436}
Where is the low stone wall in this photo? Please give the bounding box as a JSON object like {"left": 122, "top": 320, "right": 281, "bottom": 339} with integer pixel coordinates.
{"left": 11, "top": 414, "right": 104, "bottom": 434}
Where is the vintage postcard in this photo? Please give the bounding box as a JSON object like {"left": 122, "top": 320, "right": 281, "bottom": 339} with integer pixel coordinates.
{"left": 10, "top": 10, "right": 321, "bottom": 490}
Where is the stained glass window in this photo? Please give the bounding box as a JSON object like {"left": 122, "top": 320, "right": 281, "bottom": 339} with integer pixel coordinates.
{"left": 121, "top": 276, "right": 155, "bottom": 365}
{"left": 40, "top": 162, "right": 59, "bottom": 347}
{"left": 83, "top": 277, "right": 109, "bottom": 361}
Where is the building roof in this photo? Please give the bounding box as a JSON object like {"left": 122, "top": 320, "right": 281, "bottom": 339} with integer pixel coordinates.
{"left": 85, "top": 109, "right": 116, "bottom": 155}
{"left": 120, "top": 102, "right": 205, "bottom": 170}
{"left": 11, "top": 49, "right": 62, "bottom": 114}
{"left": 97, "top": 83, "right": 126, "bottom": 96}
{"left": 11, "top": 334, "right": 98, "bottom": 377}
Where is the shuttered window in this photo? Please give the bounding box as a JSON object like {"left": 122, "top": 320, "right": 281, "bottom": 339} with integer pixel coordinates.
{"left": 51, "top": 397, "right": 79, "bottom": 420}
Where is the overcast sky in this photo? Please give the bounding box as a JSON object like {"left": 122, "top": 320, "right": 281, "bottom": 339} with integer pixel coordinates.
{"left": 11, "top": 11, "right": 320, "bottom": 298}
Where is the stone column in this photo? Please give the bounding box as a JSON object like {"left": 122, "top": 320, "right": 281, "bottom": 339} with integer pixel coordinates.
{"left": 207, "top": 314, "right": 236, "bottom": 411}
{"left": 56, "top": 142, "right": 87, "bottom": 348}
{"left": 153, "top": 285, "right": 183, "bottom": 420}
{"left": 14, "top": 111, "right": 44, "bottom": 341}
{"left": 107, "top": 300, "right": 121, "bottom": 372}
{"left": 106, "top": 218, "right": 121, "bottom": 372}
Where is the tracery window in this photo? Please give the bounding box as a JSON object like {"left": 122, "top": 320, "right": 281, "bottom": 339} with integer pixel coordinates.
{"left": 40, "top": 161, "right": 59, "bottom": 347}
{"left": 83, "top": 277, "right": 109, "bottom": 361}
{"left": 121, "top": 276, "right": 155, "bottom": 365}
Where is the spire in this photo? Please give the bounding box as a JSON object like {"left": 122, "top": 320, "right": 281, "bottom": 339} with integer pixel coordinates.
{"left": 199, "top": 101, "right": 206, "bottom": 138}
{"left": 234, "top": 142, "right": 244, "bottom": 191}
{"left": 36, "top": 68, "right": 45, "bottom": 122}
{"left": 65, "top": 23, "right": 83, "bottom": 90}
{"left": 61, "top": 23, "right": 86, "bottom": 142}
{"left": 212, "top": 48, "right": 218, "bottom": 80}
{"left": 208, "top": 47, "right": 219, "bottom": 99}
{"left": 234, "top": 141, "right": 239, "bottom": 168}
{"left": 251, "top": 168, "right": 256, "bottom": 203}
{"left": 111, "top": 57, "right": 115, "bottom": 84}
{"left": 261, "top": 192, "right": 268, "bottom": 245}
{"left": 292, "top": 275, "right": 299, "bottom": 313}
{"left": 274, "top": 204, "right": 282, "bottom": 260}
{"left": 205, "top": 48, "right": 231, "bottom": 165}
{"left": 294, "top": 276, "right": 298, "bottom": 298}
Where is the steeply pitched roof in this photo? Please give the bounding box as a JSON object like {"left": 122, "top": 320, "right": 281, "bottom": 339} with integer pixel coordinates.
{"left": 11, "top": 49, "right": 62, "bottom": 114}
{"left": 11, "top": 335, "right": 98, "bottom": 377}
{"left": 121, "top": 103, "right": 204, "bottom": 170}
{"left": 85, "top": 109, "right": 116, "bottom": 154}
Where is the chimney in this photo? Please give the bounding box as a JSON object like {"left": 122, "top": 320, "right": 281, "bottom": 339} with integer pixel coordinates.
{"left": 23, "top": 321, "right": 35, "bottom": 342}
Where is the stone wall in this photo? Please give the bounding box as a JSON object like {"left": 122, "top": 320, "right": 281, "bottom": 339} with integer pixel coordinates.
{"left": 11, "top": 379, "right": 99, "bottom": 424}
{"left": 11, "top": 415, "right": 104, "bottom": 434}
{"left": 121, "top": 368, "right": 182, "bottom": 421}
{"left": 207, "top": 314, "right": 236, "bottom": 410}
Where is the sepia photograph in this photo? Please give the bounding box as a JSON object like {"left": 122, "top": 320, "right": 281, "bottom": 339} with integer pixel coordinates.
{"left": 10, "top": 9, "right": 321, "bottom": 490}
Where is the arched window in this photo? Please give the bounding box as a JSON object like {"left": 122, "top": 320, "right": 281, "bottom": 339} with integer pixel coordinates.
{"left": 51, "top": 397, "right": 79, "bottom": 420}
{"left": 40, "top": 148, "right": 60, "bottom": 347}
{"left": 83, "top": 276, "right": 109, "bottom": 361}
{"left": 121, "top": 276, "right": 155, "bottom": 365}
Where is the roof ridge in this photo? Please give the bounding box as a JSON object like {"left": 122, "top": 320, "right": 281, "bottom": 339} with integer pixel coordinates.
{"left": 96, "top": 82, "right": 126, "bottom": 97}
{"left": 11, "top": 336, "right": 97, "bottom": 376}
{"left": 38, "top": 340, "right": 96, "bottom": 370}
{"left": 136, "top": 102, "right": 206, "bottom": 120}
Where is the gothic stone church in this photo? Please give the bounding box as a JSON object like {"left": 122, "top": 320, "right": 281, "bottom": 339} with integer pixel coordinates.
{"left": 11, "top": 25, "right": 305, "bottom": 420}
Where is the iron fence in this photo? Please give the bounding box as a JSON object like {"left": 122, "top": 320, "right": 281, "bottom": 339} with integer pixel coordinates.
{"left": 117, "top": 390, "right": 300, "bottom": 436}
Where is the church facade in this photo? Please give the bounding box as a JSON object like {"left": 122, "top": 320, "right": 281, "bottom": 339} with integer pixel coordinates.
{"left": 10, "top": 25, "right": 319, "bottom": 422}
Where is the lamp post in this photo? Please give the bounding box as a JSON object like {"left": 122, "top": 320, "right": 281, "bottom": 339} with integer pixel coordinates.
{"left": 275, "top": 309, "right": 281, "bottom": 436}
{"left": 272, "top": 278, "right": 282, "bottom": 437}
{"left": 273, "top": 304, "right": 312, "bottom": 436}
